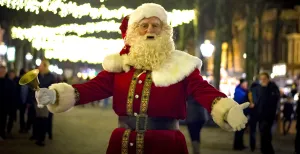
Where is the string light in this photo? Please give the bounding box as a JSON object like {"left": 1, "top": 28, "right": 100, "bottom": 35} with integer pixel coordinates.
{"left": 0, "top": 0, "right": 195, "bottom": 25}
{"left": 10, "top": 15, "right": 194, "bottom": 64}
{"left": 11, "top": 28, "right": 124, "bottom": 63}
{"left": 41, "top": 36, "right": 124, "bottom": 64}
{"left": 11, "top": 12, "right": 193, "bottom": 37}
{"left": 12, "top": 20, "right": 121, "bottom": 37}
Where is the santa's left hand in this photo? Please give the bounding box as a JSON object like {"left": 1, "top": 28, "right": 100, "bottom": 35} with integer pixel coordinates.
{"left": 225, "top": 102, "right": 250, "bottom": 131}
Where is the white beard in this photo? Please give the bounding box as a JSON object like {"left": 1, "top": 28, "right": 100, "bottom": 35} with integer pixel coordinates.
{"left": 124, "top": 25, "right": 175, "bottom": 71}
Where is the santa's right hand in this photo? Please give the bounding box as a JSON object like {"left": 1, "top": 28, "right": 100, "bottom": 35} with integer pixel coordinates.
{"left": 35, "top": 88, "right": 56, "bottom": 106}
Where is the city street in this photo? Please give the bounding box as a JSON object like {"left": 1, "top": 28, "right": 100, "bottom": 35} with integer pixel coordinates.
{"left": 0, "top": 105, "right": 295, "bottom": 154}
{"left": 0, "top": 1, "right": 299, "bottom": 154}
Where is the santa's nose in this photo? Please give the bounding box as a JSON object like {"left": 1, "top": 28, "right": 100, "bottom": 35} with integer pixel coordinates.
{"left": 146, "top": 26, "right": 155, "bottom": 33}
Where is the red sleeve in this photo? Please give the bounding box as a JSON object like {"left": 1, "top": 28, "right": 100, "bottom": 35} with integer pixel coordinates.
{"left": 185, "top": 69, "right": 227, "bottom": 112}
{"left": 72, "top": 70, "right": 114, "bottom": 105}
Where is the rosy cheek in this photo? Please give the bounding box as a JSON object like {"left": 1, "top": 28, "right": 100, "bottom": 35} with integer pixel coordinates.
{"left": 138, "top": 29, "right": 146, "bottom": 35}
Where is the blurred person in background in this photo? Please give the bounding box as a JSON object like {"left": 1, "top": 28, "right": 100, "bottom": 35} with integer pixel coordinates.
{"left": 37, "top": 60, "right": 56, "bottom": 140}
{"left": 0, "top": 66, "right": 16, "bottom": 140}
{"left": 233, "top": 78, "right": 249, "bottom": 151}
{"left": 17, "top": 68, "right": 31, "bottom": 133}
{"left": 186, "top": 96, "right": 209, "bottom": 154}
{"left": 282, "top": 94, "right": 295, "bottom": 135}
{"left": 30, "top": 60, "right": 55, "bottom": 146}
{"left": 33, "top": 100, "right": 49, "bottom": 146}
{"left": 5, "top": 70, "right": 18, "bottom": 138}
{"left": 26, "top": 83, "right": 37, "bottom": 135}
{"left": 17, "top": 69, "right": 36, "bottom": 136}
{"left": 254, "top": 72, "right": 280, "bottom": 154}
{"left": 291, "top": 82, "right": 298, "bottom": 97}
{"left": 248, "top": 76, "right": 260, "bottom": 152}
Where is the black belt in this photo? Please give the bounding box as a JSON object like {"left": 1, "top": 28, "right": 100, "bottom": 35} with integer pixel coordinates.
{"left": 118, "top": 115, "right": 179, "bottom": 133}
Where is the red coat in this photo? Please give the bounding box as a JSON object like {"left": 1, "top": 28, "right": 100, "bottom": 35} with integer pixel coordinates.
{"left": 71, "top": 51, "right": 227, "bottom": 154}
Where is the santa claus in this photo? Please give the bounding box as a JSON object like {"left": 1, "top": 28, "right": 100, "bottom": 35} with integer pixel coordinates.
{"left": 35, "top": 3, "right": 249, "bottom": 154}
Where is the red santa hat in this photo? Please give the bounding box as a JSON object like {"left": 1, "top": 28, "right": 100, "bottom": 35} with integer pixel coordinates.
{"left": 128, "top": 3, "right": 168, "bottom": 26}
{"left": 119, "top": 3, "right": 168, "bottom": 55}
{"left": 119, "top": 15, "right": 130, "bottom": 55}
{"left": 119, "top": 15, "right": 129, "bottom": 39}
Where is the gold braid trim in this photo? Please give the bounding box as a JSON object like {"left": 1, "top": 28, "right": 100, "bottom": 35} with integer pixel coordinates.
{"left": 211, "top": 97, "right": 223, "bottom": 109}
{"left": 120, "top": 70, "right": 142, "bottom": 154}
{"left": 136, "top": 72, "right": 152, "bottom": 154}
{"left": 121, "top": 129, "right": 131, "bottom": 154}
{"left": 126, "top": 70, "right": 142, "bottom": 115}
{"left": 211, "top": 97, "right": 232, "bottom": 122}
{"left": 136, "top": 133, "right": 144, "bottom": 154}
{"left": 139, "top": 72, "right": 152, "bottom": 114}
{"left": 53, "top": 89, "right": 60, "bottom": 105}
{"left": 121, "top": 70, "right": 152, "bottom": 154}
{"left": 74, "top": 88, "right": 80, "bottom": 105}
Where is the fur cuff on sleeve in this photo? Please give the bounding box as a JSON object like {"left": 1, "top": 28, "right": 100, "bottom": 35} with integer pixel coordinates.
{"left": 47, "top": 83, "right": 76, "bottom": 113}
{"left": 211, "top": 98, "right": 238, "bottom": 131}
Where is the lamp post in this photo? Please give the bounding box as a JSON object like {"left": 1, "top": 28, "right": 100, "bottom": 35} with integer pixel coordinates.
{"left": 200, "top": 40, "right": 215, "bottom": 74}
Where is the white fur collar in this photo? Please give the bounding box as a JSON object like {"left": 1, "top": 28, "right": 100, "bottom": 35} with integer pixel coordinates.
{"left": 102, "top": 50, "right": 202, "bottom": 87}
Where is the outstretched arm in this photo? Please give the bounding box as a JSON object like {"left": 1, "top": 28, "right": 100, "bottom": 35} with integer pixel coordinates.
{"left": 185, "top": 69, "right": 248, "bottom": 131}
{"left": 185, "top": 69, "right": 227, "bottom": 112}
{"left": 46, "top": 70, "right": 114, "bottom": 113}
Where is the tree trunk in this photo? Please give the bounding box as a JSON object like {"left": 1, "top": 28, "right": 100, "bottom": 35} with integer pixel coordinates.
{"left": 213, "top": 0, "right": 224, "bottom": 90}
{"left": 256, "top": 7, "right": 264, "bottom": 74}
{"left": 223, "top": 0, "right": 234, "bottom": 72}
{"left": 273, "top": 6, "right": 282, "bottom": 64}
{"left": 245, "top": 3, "right": 256, "bottom": 84}
{"left": 178, "top": 25, "right": 185, "bottom": 50}
{"left": 14, "top": 40, "right": 25, "bottom": 73}
{"left": 193, "top": 0, "right": 200, "bottom": 58}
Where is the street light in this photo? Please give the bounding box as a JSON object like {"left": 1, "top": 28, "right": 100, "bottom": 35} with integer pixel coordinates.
{"left": 35, "top": 58, "right": 41, "bottom": 66}
{"left": 0, "top": 44, "right": 7, "bottom": 55}
{"left": 200, "top": 40, "right": 215, "bottom": 75}
{"left": 25, "top": 53, "right": 33, "bottom": 61}
{"left": 7, "top": 47, "right": 16, "bottom": 62}
{"left": 25, "top": 52, "right": 33, "bottom": 69}
{"left": 200, "top": 40, "right": 215, "bottom": 58}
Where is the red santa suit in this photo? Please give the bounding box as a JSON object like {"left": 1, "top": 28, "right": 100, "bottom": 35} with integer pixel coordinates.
{"left": 45, "top": 3, "right": 243, "bottom": 154}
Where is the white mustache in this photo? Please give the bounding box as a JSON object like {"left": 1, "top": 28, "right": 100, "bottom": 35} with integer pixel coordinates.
{"left": 144, "top": 34, "right": 157, "bottom": 40}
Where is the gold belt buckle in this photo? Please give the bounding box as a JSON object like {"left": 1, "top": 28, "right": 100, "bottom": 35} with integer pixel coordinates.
{"left": 136, "top": 114, "right": 148, "bottom": 133}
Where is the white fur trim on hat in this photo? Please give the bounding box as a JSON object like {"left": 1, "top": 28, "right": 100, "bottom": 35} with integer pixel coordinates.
{"left": 128, "top": 3, "right": 168, "bottom": 25}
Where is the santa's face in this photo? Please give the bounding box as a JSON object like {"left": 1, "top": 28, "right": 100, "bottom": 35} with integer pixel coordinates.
{"left": 137, "top": 17, "right": 162, "bottom": 36}
{"left": 124, "top": 17, "right": 175, "bottom": 71}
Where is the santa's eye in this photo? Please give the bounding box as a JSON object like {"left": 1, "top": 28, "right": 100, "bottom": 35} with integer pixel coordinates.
{"left": 139, "top": 24, "right": 148, "bottom": 29}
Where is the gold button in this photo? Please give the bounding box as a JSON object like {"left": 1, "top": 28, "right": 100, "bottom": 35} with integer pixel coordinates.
{"left": 135, "top": 95, "right": 139, "bottom": 99}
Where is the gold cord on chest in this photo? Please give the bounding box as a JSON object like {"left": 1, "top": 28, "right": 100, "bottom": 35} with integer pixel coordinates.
{"left": 121, "top": 70, "right": 152, "bottom": 154}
